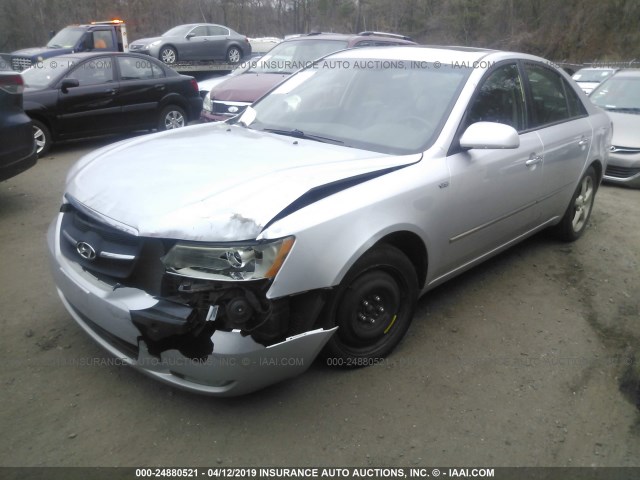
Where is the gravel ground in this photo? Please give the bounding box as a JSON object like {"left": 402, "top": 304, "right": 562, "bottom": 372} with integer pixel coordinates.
{"left": 1, "top": 135, "right": 639, "bottom": 468}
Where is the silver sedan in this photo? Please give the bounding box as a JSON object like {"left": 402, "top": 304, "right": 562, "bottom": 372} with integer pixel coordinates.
{"left": 128, "top": 23, "right": 251, "bottom": 64}
{"left": 47, "top": 46, "right": 611, "bottom": 396}
{"left": 590, "top": 69, "right": 640, "bottom": 188}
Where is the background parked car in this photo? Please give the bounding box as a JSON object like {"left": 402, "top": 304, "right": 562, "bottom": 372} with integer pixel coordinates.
{"left": 201, "top": 31, "right": 415, "bottom": 122}
{"left": 129, "top": 23, "right": 251, "bottom": 65}
{"left": 0, "top": 64, "right": 37, "bottom": 181}
{"left": 572, "top": 67, "right": 617, "bottom": 94}
{"left": 589, "top": 69, "right": 640, "bottom": 188}
{"left": 22, "top": 52, "right": 202, "bottom": 156}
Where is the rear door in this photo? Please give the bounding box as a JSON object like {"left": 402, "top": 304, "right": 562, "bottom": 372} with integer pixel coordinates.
{"left": 56, "top": 55, "right": 121, "bottom": 137}
{"left": 206, "top": 25, "right": 230, "bottom": 59}
{"left": 114, "top": 55, "right": 168, "bottom": 128}
{"left": 522, "top": 62, "right": 592, "bottom": 216}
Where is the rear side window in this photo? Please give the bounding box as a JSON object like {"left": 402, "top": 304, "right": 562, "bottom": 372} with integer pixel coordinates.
{"left": 117, "top": 57, "right": 164, "bottom": 80}
{"left": 208, "top": 26, "right": 229, "bottom": 36}
{"left": 524, "top": 63, "right": 585, "bottom": 127}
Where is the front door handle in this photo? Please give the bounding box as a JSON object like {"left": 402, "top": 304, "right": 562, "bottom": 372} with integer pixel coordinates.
{"left": 525, "top": 154, "right": 543, "bottom": 167}
{"left": 578, "top": 137, "right": 590, "bottom": 147}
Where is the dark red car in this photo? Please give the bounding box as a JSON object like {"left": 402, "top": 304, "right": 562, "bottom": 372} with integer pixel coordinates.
{"left": 201, "top": 32, "right": 415, "bottom": 122}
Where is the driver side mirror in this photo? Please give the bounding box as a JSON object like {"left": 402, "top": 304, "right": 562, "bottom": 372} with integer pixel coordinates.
{"left": 459, "top": 122, "right": 520, "bottom": 149}
{"left": 60, "top": 78, "right": 80, "bottom": 93}
{"left": 186, "top": 32, "right": 196, "bottom": 39}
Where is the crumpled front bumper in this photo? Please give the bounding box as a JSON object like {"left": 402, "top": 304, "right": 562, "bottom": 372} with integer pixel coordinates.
{"left": 47, "top": 215, "right": 335, "bottom": 396}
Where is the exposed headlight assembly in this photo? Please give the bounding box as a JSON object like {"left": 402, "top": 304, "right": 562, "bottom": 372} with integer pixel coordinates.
{"left": 203, "top": 92, "right": 213, "bottom": 112}
{"left": 161, "top": 236, "right": 295, "bottom": 281}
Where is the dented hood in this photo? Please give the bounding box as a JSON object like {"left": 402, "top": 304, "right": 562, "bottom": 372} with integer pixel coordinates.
{"left": 65, "top": 123, "right": 420, "bottom": 241}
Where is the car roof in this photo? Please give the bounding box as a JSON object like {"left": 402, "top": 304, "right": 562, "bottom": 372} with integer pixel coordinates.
{"left": 609, "top": 68, "right": 640, "bottom": 78}
{"left": 282, "top": 31, "right": 415, "bottom": 45}
{"left": 327, "top": 44, "right": 504, "bottom": 64}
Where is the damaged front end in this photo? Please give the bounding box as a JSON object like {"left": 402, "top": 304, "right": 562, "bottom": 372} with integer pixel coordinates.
{"left": 47, "top": 200, "right": 335, "bottom": 396}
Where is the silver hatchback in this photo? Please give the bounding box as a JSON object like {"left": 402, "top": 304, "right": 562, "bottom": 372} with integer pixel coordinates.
{"left": 47, "top": 46, "right": 611, "bottom": 396}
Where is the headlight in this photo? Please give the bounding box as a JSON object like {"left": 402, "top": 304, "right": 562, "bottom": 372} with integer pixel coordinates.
{"left": 148, "top": 40, "right": 162, "bottom": 47}
{"left": 161, "top": 236, "right": 295, "bottom": 281}
{"left": 203, "top": 92, "right": 212, "bottom": 112}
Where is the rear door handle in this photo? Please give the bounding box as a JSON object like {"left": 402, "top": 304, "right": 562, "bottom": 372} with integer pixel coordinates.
{"left": 578, "top": 137, "right": 590, "bottom": 147}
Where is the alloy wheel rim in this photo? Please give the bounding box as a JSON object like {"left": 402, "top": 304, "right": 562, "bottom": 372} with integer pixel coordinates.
{"left": 572, "top": 176, "right": 594, "bottom": 232}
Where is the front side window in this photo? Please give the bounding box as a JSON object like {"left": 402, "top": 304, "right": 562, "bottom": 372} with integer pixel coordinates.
{"left": 66, "top": 57, "right": 114, "bottom": 85}
{"left": 190, "top": 26, "right": 208, "bottom": 37}
{"left": 466, "top": 63, "right": 526, "bottom": 131}
{"left": 93, "top": 31, "right": 114, "bottom": 50}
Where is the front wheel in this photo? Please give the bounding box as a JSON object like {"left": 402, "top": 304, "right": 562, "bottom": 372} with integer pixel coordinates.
{"left": 158, "top": 105, "right": 186, "bottom": 131}
{"left": 322, "top": 244, "right": 418, "bottom": 365}
{"left": 32, "top": 119, "right": 52, "bottom": 157}
{"left": 159, "top": 46, "right": 177, "bottom": 65}
{"left": 554, "top": 166, "right": 597, "bottom": 241}
{"left": 226, "top": 46, "right": 242, "bottom": 64}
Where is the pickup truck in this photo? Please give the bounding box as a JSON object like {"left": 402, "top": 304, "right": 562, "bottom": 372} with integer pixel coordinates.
{"left": 9, "top": 20, "right": 128, "bottom": 71}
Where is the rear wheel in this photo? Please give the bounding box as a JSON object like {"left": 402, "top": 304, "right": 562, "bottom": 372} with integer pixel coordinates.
{"left": 158, "top": 105, "right": 186, "bottom": 130}
{"left": 555, "top": 166, "right": 597, "bottom": 241}
{"left": 323, "top": 244, "right": 418, "bottom": 365}
{"left": 226, "top": 46, "right": 242, "bottom": 64}
{"left": 32, "top": 119, "right": 51, "bottom": 157}
{"left": 160, "top": 46, "right": 177, "bottom": 65}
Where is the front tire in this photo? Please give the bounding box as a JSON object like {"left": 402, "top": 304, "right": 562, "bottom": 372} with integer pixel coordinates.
{"left": 159, "top": 46, "right": 177, "bottom": 65}
{"left": 158, "top": 105, "right": 186, "bottom": 131}
{"left": 322, "top": 244, "right": 418, "bottom": 365}
{"left": 555, "top": 166, "right": 597, "bottom": 241}
{"left": 32, "top": 119, "right": 51, "bottom": 157}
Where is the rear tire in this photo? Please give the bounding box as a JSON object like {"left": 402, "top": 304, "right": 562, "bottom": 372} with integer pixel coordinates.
{"left": 226, "top": 46, "right": 242, "bottom": 64}
{"left": 32, "top": 119, "right": 51, "bottom": 157}
{"left": 322, "top": 244, "right": 418, "bottom": 366}
{"left": 554, "top": 166, "right": 597, "bottom": 241}
{"left": 158, "top": 105, "right": 186, "bottom": 131}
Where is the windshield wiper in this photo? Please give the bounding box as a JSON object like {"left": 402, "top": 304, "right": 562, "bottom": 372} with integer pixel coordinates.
{"left": 262, "top": 128, "right": 344, "bottom": 145}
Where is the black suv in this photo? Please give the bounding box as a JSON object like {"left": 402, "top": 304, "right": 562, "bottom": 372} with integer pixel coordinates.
{"left": 202, "top": 31, "right": 416, "bottom": 122}
{"left": 0, "top": 57, "right": 37, "bottom": 181}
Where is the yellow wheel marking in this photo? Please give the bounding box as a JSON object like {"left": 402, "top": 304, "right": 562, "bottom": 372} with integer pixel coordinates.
{"left": 383, "top": 315, "right": 397, "bottom": 334}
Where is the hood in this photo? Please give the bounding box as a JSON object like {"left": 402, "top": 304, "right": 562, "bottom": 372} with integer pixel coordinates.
{"left": 12, "top": 47, "right": 71, "bottom": 59}
{"left": 210, "top": 72, "right": 288, "bottom": 103}
{"left": 65, "top": 123, "right": 420, "bottom": 241}
{"left": 608, "top": 111, "right": 640, "bottom": 148}
{"left": 130, "top": 37, "right": 162, "bottom": 46}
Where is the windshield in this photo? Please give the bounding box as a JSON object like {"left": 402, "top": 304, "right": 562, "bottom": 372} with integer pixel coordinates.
{"left": 163, "top": 25, "right": 192, "bottom": 37}
{"left": 238, "top": 59, "right": 471, "bottom": 155}
{"left": 249, "top": 39, "right": 349, "bottom": 74}
{"left": 590, "top": 76, "right": 640, "bottom": 112}
{"left": 46, "top": 27, "right": 85, "bottom": 48}
{"left": 573, "top": 68, "right": 615, "bottom": 83}
{"left": 22, "top": 56, "right": 75, "bottom": 88}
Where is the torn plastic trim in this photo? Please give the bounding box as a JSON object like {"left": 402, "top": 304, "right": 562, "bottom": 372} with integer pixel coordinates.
{"left": 64, "top": 289, "right": 336, "bottom": 396}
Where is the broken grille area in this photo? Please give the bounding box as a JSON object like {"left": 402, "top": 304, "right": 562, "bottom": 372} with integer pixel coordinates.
{"left": 60, "top": 205, "right": 143, "bottom": 279}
